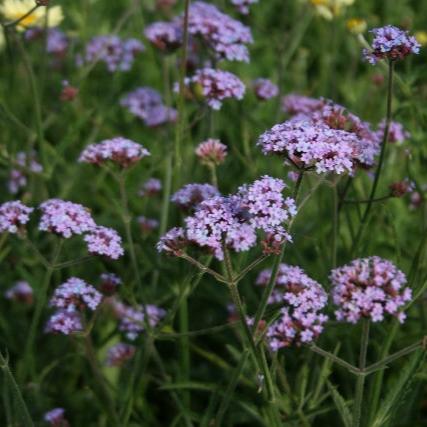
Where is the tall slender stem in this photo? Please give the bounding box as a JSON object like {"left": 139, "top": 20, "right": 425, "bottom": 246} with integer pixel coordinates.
{"left": 353, "top": 319, "right": 370, "bottom": 427}
{"left": 352, "top": 61, "right": 394, "bottom": 255}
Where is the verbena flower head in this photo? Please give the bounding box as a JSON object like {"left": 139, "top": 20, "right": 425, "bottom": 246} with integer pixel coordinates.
{"left": 105, "top": 343, "right": 136, "bottom": 367}
{"left": 363, "top": 25, "right": 421, "bottom": 65}
{"left": 182, "top": 68, "right": 245, "bottom": 110}
{"left": 256, "top": 264, "right": 328, "bottom": 349}
{"left": 44, "top": 407, "right": 69, "bottom": 427}
{"left": 84, "top": 226, "right": 124, "bottom": 259}
{"left": 0, "top": 201, "right": 33, "bottom": 233}
{"left": 39, "top": 199, "right": 96, "bottom": 238}
{"left": 45, "top": 310, "right": 83, "bottom": 335}
{"left": 377, "top": 119, "right": 410, "bottom": 144}
{"left": 144, "top": 21, "right": 182, "bottom": 52}
{"left": 26, "top": 27, "right": 69, "bottom": 57}
{"left": 5, "top": 281, "right": 33, "bottom": 304}
{"left": 0, "top": 0, "right": 63, "bottom": 30}
{"left": 330, "top": 257, "right": 412, "bottom": 323}
{"left": 161, "top": 176, "right": 297, "bottom": 259}
{"left": 138, "top": 216, "right": 159, "bottom": 233}
{"left": 282, "top": 94, "right": 324, "bottom": 116}
{"left": 172, "top": 183, "right": 220, "bottom": 211}
{"left": 120, "top": 87, "right": 177, "bottom": 127}
{"left": 80, "top": 35, "right": 144, "bottom": 72}
{"left": 139, "top": 178, "right": 162, "bottom": 197}
{"left": 99, "top": 273, "right": 122, "bottom": 296}
{"left": 252, "top": 78, "right": 279, "bottom": 101}
{"left": 195, "top": 139, "right": 228, "bottom": 165}
{"left": 79, "top": 137, "right": 150, "bottom": 168}
{"left": 115, "top": 301, "right": 166, "bottom": 340}
{"left": 231, "top": 0, "right": 258, "bottom": 15}
{"left": 389, "top": 178, "right": 415, "bottom": 198}
{"left": 50, "top": 277, "right": 103, "bottom": 312}
{"left": 8, "top": 151, "right": 43, "bottom": 194}
{"left": 183, "top": 1, "right": 253, "bottom": 62}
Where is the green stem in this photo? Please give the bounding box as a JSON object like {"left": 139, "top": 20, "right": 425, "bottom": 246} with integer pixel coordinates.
{"left": 179, "top": 287, "right": 190, "bottom": 407}
{"left": 352, "top": 61, "right": 394, "bottom": 255}
{"left": 352, "top": 319, "right": 370, "bottom": 427}
{"left": 332, "top": 183, "right": 338, "bottom": 269}
{"left": 309, "top": 344, "right": 361, "bottom": 375}
{"left": 0, "top": 351, "right": 34, "bottom": 427}
{"left": 3, "top": 5, "right": 39, "bottom": 28}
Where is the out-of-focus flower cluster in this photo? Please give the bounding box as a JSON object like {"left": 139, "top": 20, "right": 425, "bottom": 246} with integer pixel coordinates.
{"left": 330, "top": 257, "right": 411, "bottom": 323}
{"left": 172, "top": 183, "right": 220, "bottom": 211}
{"left": 105, "top": 342, "right": 136, "bottom": 367}
{"left": 195, "top": 139, "right": 228, "bottom": 165}
{"left": 252, "top": 78, "right": 279, "bottom": 101}
{"left": 256, "top": 264, "right": 328, "bottom": 349}
{"left": 231, "top": 0, "right": 258, "bottom": 15}
{"left": 159, "top": 176, "right": 297, "bottom": 259}
{"left": 144, "top": 21, "right": 182, "bottom": 52}
{"left": 7, "top": 151, "right": 43, "bottom": 195}
{"left": 4, "top": 281, "right": 33, "bottom": 304}
{"left": 0, "top": 201, "right": 33, "bottom": 234}
{"left": 44, "top": 407, "right": 69, "bottom": 427}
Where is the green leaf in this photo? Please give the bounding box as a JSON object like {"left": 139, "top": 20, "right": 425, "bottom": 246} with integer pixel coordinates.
{"left": 371, "top": 350, "right": 425, "bottom": 427}
{"left": 326, "top": 381, "right": 352, "bottom": 427}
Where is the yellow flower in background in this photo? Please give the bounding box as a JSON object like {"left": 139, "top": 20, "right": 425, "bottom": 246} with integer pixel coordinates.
{"left": 346, "top": 18, "right": 367, "bottom": 35}
{"left": 415, "top": 31, "right": 427, "bottom": 46}
{"left": 0, "top": 0, "right": 63, "bottom": 30}
{"left": 310, "top": 0, "right": 355, "bottom": 20}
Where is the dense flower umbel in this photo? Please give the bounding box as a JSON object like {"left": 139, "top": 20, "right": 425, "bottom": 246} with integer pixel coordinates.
{"left": 79, "top": 137, "right": 150, "bottom": 168}
{"left": 45, "top": 310, "right": 83, "bottom": 335}
{"left": 112, "top": 300, "right": 166, "bottom": 340}
{"left": 195, "top": 139, "right": 228, "bottom": 165}
{"left": 160, "top": 176, "right": 297, "bottom": 259}
{"left": 5, "top": 281, "right": 33, "bottom": 304}
{"left": 99, "top": 273, "right": 122, "bottom": 296}
{"left": 44, "top": 407, "right": 69, "bottom": 427}
{"left": 376, "top": 119, "right": 411, "bottom": 144}
{"left": 256, "top": 264, "right": 328, "bottom": 349}
{"left": 363, "top": 25, "right": 421, "bottom": 65}
{"left": 8, "top": 151, "right": 43, "bottom": 194}
{"left": 330, "top": 257, "right": 412, "bottom": 323}
{"left": 252, "top": 78, "right": 279, "bottom": 100}
{"left": 171, "top": 183, "right": 220, "bottom": 211}
{"left": 183, "top": 1, "right": 253, "bottom": 62}
{"left": 139, "top": 178, "right": 162, "bottom": 197}
{"left": 120, "top": 87, "right": 177, "bottom": 127}
{"left": 282, "top": 94, "right": 323, "bottom": 116}
{"left": 0, "top": 201, "right": 33, "bottom": 233}
{"left": 231, "top": 0, "right": 258, "bottom": 15}
{"left": 50, "top": 277, "right": 103, "bottom": 312}
{"left": 79, "top": 35, "right": 144, "bottom": 72}
{"left": 144, "top": 21, "right": 182, "bottom": 52}
{"left": 105, "top": 343, "right": 136, "bottom": 367}
{"left": 182, "top": 68, "right": 245, "bottom": 110}
{"left": 84, "top": 226, "right": 124, "bottom": 259}
{"left": 39, "top": 199, "right": 96, "bottom": 238}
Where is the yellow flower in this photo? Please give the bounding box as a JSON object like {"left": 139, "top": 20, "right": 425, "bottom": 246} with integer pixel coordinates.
{"left": 0, "top": 0, "right": 63, "bottom": 31}
{"left": 346, "top": 18, "right": 367, "bottom": 35}
{"left": 415, "top": 31, "right": 427, "bottom": 47}
{"left": 310, "top": 0, "right": 355, "bottom": 20}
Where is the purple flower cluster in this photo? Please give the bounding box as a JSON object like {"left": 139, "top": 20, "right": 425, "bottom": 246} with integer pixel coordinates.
{"left": 112, "top": 300, "right": 166, "bottom": 340}
{"left": 363, "top": 25, "right": 420, "bottom": 65}
{"left": 8, "top": 151, "right": 43, "bottom": 194}
{"left": 39, "top": 199, "right": 96, "bottom": 238}
{"left": 25, "top": 27, "right": 69, "bottom": 58}
{"left": 79, "top": 137, "right": 150, "bottom": 168}
{"left": 377, "top": 119, "right": 410, "bottom": 144}
{"left": 105, "top": 342, "right": 136, "bottom": 367}
{"left": 171, "top": 183, "right": 220, "bottom": 211}
{"left": 144, "top": 21, "right": 182, "bottom": 52}
{"left": 45, "top": 311, "right": 83, "bottom": 335}
{"left": 44, "top": 407, "right": 69, "bottom": 427}
{"left": 50, "top": 277, "right": 103, "bottom": 312}
{"left": 138, "top": 216, "right": 159, "bottom": 233}
{"left": 84, "top": 226, "right": 124, "bottom": 259}
{"left": 182, "top": 68, "right": 245, "bottom": 110}
{"left": 252, "top": 78, "right": 279, "bottom": 100}
{"left": 184, "top": 1, "right": 253, "bottom": 62}
{"left": 120, "top": 87, "right": 177, "bottom": 127}
{"left": 195, "top": 139, "right": 228, "bottom": 165}
{"left": 256, "top": 264, "right": 328, "bottom": 349}
{"left": 330, "top": 257, "right": 412, "bottom": 323}
{"left": 0, "top": 201, "right": 33, "bottom": 234}
{"left": 79, "top": 35, "right": 144, "bottom": 72}
{"left": 231, "top": 0, "right": 258, "bottom": 15}
{"left": 4, "top": 281, "right": 33, "bottom": 304}
{"left": 139, "top": 178, "right": 162, "bottom": 197}
{"left": 159, "top": 176, "right": 297, "bottom": 259}
{"left": 282, "top": 94, "right": 324, "bottom": 116}
{"left": 99, "top": 273, "right": 122, "bottom": 295}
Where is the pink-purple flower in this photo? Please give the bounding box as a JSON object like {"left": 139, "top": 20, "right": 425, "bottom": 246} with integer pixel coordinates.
{"left": 252, "top": 78, "right": 279, "bottom": 100}
{"left": 99, "top": 273, "right": 122, "bottom": 296}
{"left": 377, "top": 119, "right": 410, "bottom": 144}
{"left": 0, "top": 201, "right": 33, "bottom": 234}
{"left": 330, "top": 257, "right": 412, "bottom": 323}
{"left": 171, "top": 183, "right": 220, "bottom": 211}
{"left": 84, "top": 226, "right": 124, "bottom": 259}
{"left": 231, "top": 0, "right": 258, "bottom": 15}
{"left": 44, "top": 407, "right": 69, "bottom": 426}
{"left": 195, "top": 139, "right": 228, "bottom": 165}
{"left": 363, "top": 25, "right": 420, "bottom": 65}
{"left": 144, "top": 21, "right": 182, "bottom": 52}
{"left": 4, "top": 281, "right": 33, "bottom": 304}
{"left": 45, "top": 310, "right": 83, "bottom": 335}
{"left": 105, "top": 342, "right": 136, "bottom": 366}
{"left": 139, "top": 178, "right": 162, "bottom": 197}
